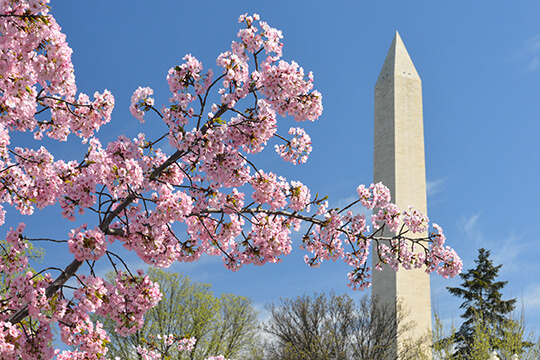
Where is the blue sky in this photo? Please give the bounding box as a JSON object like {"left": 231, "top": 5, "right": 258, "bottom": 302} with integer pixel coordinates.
{"left": 9, "top": 0, "right": 540, "bottom": 338}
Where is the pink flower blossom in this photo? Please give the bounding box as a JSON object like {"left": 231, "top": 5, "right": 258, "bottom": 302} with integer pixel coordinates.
{"left": 130, "top": 86, "right": 155, "bottom": 123}
{"left": 275, "top": 127, "right": 312, "bottom": 164}
{"left": 68, "top": 225, "right": 108, "bottom": 261}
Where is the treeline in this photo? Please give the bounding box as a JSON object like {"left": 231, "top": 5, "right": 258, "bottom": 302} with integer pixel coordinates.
{"left": 96, "top": 268, "right": 424, "bottom": 360}
{"left": 96, "top": 248, "right": 540, "bottom": 360}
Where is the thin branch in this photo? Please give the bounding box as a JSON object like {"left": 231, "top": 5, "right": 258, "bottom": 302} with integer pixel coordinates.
{"left": 23, "top": 237, "right": 67, "bottom": 243}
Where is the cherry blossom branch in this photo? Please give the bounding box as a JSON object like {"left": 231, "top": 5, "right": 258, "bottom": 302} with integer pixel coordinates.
{"left": 7, "top": 259, "right": 83, "bottom": 324}
{"left": 7, "top": 103, "right": 233, "bottom": 325}
{"left": 0, "top": 11, "right": 461, "bottom": 358}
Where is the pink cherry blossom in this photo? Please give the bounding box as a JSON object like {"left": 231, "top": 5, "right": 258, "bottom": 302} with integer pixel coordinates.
{"left": 0, "top": 8, "right": 461, "bottom": 359}
{"left": 130, "top": 86, "right": 155, "bottom": 123}
{"left": 68, "top": 225, "right": 108, "bottom": 261}
{"left": 275, "top": 127, "right": 312, "bottom": 164}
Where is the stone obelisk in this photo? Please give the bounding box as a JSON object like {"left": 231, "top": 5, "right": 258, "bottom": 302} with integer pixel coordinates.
{"left": 372, "top": 31, "right": 432, "bottom": 359}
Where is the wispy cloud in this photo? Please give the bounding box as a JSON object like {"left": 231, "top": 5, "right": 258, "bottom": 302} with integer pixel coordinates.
{"left": 431, "top": 295, "right": 460, "bottom": 331}
{"left": 455, "top": 212, "right": 486, "bottom": 252}
{"left": 520, "top": 34, "right": 540, "bottom": 71}
{"left": 427, "top": 177, "right": 447, "bottom": 197}
{"left": 457, "top": 214, "right": 530, "bottom": 271}
{"left": 521, "top": 284, "right": 540, "bottom": 322}
{"left": 528, "top": 56, "right": 540, "bottom": 71}
{"left": 253, "top": 301, "right": 271, "bottom": 323}
{"left": 490, "top": 232, "right": 529, "bottom": 274}
{"left": 462, "top": 212, "right": 480, "bottom": 237}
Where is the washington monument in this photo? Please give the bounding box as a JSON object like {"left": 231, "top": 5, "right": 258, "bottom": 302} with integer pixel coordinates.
{"left": 372, "top": 31, "right": 432, "bottom": 359}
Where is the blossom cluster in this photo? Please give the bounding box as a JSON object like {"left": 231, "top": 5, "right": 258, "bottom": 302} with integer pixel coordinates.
{"left": 301, "top": 182, "right": 462, "bottom": 290}
{"left": 68, "top": 224, "right": 108, "bottom": 261}
{"left": 130, "top": 86, "right": 155, "bottom": 123}
{"left": 0, "top": 0, "right": 114, "bottom": 142}
{"left": 1, "top": 223, "right": 29, "bottom": 275}
{"left": 134, "top": 334, "right": 197, "bottom": 360}
{"left": 275, "top": 127, "right": 312, "bottom": 164}
{"left": 0, "top": 265, "right": 161, "bottom": 359}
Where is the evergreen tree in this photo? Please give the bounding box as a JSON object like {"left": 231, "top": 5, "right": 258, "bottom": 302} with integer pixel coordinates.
{"left": 447, "top": 248, "right": 516, "bottom": 358}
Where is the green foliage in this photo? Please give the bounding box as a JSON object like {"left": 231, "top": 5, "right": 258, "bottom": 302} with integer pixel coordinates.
{"left": 0, "top": 239, "right": 44, "bottom": 286}
{"left": 434, "top": 247, "right": 540, "bottom": 359}
{"left": 432, "top": 312, "right": 459, "bottom": 360}
{"left": 96, "top": 268, "right": 259, "bottom": 360}
{"left": 468, "top": 316, "right": 492, "bottom": 360}
{"left": 0, "top": 238, "right": 45, "bottom": 338}
{"left": 432, "top": 311, "right": 540, "bottom": 360}
{"left": 446, "top": 248, "right": 518, "bottom": 358}
{"left": 478, "top": 313, "right": 539, "bottom": 360}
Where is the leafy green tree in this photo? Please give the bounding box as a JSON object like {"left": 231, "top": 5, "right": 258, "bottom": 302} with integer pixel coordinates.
{"left": 95, "top": 268, "right": 259, "bottom": 360}
{"left": 432, "top": 311, "right": 540, "bottom": 360}
{"left": 444, "top": 248, "right": 530, "bottom": 358}
{"left": 431, "top": 312, "right": 458, "bottom": 360}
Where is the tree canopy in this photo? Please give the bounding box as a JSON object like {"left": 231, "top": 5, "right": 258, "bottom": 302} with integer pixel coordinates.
{"left": 261, "top": 292, "right": 426, "bottom": 360}
{"left": 97, "top": 269, "right": 258, "bottom": 360}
